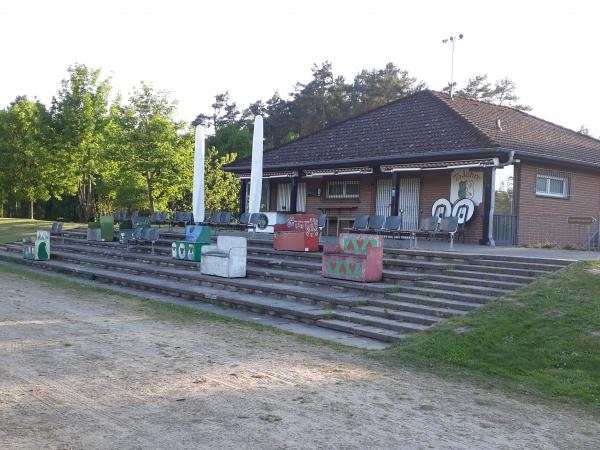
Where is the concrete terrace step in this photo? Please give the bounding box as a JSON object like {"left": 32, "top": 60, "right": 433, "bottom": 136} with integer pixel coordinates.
{"left": 384, "top": 248, "right": 573, "bottom": 266}
{"left": 316, "top": 319, "right": 407, "bottom": 343}
{"left": 361, "top": 298, "right": 470, "bottom": 317}
{"left": 381, "top": 267, "right": 525, "bottom": 289}
{"left": 414, "top": 279, "right": 511, "bottom": 297}
{"left": 350, "top": 305, "right": 446, "bottom": 325}
{"left": 394, "top": 285, "right": 497, "bottom": 303}
{"left": 383, "top": 257, "right": 551, "bottom": 278}
{"left": 245, "top": 266, "right": 399, "bottom": 296}
{"left": 445, "top": 268, "right": 536, "bottom": 283}
{"left": 382, "top": 292, "right": 483, "bottom": 311}
{"left": 473, "top": 258, "right": 567, "bottom": 272}
{"left": 330, "top": 311, "right": 429, "bottom": 333}
{"left": 418, "top": 273, "right": 527, "bottom": 289}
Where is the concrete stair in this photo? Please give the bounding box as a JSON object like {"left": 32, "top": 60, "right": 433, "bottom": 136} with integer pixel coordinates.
{"left": 0, "top": 228, "right": 573, "bottom": 345}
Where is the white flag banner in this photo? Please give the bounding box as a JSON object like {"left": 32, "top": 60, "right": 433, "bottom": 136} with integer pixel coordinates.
{"left": 192, "top": 125, "right": 205, "bottom": 223}
{"left": 248, "top": 115, "right": 264, "bottom": 213}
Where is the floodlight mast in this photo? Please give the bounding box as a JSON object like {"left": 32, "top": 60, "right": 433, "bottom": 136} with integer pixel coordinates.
{"left": 442, "top": 34, "right": 464, "bottom": 98}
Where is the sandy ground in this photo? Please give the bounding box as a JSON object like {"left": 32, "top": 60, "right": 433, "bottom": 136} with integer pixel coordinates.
{"left": 0, "top": 270, "right": 598, "bottom": 450}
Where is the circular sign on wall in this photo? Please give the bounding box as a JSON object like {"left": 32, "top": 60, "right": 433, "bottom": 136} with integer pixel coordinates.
{"left": 452, "top": 198, "right": 475, "bottom": 223}
{"left": 431, "top": 198, "right": 452, "bottom": 218}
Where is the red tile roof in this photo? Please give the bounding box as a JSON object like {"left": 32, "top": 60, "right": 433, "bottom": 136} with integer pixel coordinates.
{"left": 225, "top": 90, "right": 600, "bottom": 171}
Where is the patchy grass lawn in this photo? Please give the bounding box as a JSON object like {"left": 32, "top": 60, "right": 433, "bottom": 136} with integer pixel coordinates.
{"left": 374, "top": 261, "right": 600, "bottom": 410}
{"left": 0, "top": 218, "right": 79, "bottom": 244}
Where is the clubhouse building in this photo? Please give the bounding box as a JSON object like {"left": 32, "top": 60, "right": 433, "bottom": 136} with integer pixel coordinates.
{"left": 224, "top": 90, "right": 600, "bottom": 247}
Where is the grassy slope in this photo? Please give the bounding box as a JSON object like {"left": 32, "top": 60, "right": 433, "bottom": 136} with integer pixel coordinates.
{"left": 374, "top": 261, "right": 600, "bottom": 410}
{"left": 0, "top": 218, "right": 79, "bottom": 244}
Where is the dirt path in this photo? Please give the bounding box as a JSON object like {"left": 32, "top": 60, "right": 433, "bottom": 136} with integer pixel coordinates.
{"left": 0, "top": 270, "right": 598, "bottom": 449}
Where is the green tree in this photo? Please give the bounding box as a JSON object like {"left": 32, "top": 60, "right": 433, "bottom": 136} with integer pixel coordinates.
{"left": 455, "top": 74, "right": 492, "bottom": 99}
{"left": 51, "top": 64, "right": 111, "bottom": 222}
{"left": 204, "top": 146, "right": 240, "bottom": 213}
{"left": 449, "top": 73, "right": 532, "bottom": 111}
{"left": 114, "top": 82, "right": 187, "bottom": 213}
{"left": 0, "top": 97, "right": 55, "bottom": 219}
{"left": 206, "top": 123, "right": 252, "bottom": 159}
{"left": 349, "top": 62, "right": 426, "bottom": 114}
{"left": 195, "top": 61, "right": 426, "bottom": 149}
{"left": 192, "top": 92, "right": 240, "bottom": 131}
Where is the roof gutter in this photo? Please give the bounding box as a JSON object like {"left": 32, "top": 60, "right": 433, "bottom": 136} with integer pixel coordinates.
{"left": 512, "top": 152, "right": 600, "bottom": 173}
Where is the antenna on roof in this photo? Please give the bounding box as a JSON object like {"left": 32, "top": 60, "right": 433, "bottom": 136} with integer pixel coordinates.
{"left": 442, "top": 34, "right": 464, "bottom": 99}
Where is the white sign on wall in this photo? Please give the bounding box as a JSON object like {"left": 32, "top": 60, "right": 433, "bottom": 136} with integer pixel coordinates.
{"left": 450, "top": 169, "right": 484, "bottom": 206}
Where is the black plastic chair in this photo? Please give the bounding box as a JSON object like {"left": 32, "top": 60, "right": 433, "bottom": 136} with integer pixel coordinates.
{"left": 435, "top": 217, "right": 459, "bottom": 249}
{"left": 366, "top": 215, "right": 385, "bottom": 233}
{"left": 220, "top": 211, "right": 232, "bottom": 225}
{"left": 345, "top": 215, "right": 369, "bottom": 233}
{"left": 210, "top": 212, "right": 223, "bottom": 225}
{"left": 114, "top": 210, "right": 128, "bottom": 223}
{"left": 239, "top": 212, "right": 250, "bottom": 225}
{"left": 409, "top": 216, "right": 440, "bottom": 248}
{"left": 380, "top": 216, "right": 402, "bottom": 238}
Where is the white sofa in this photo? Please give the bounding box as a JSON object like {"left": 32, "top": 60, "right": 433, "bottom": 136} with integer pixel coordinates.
{"left": 200, "top": 236, "right": 247, "bottom": 278}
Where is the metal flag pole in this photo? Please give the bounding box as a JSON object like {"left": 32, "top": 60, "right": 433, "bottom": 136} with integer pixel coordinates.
{"left": 442, "top": 34, "right": 464, "bottom": 98}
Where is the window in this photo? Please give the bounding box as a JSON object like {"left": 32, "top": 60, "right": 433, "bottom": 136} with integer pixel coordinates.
{"left": 326, "top": 180, "right": 360, "bottom": 199}
{"left": 536, "top": 170, "right": 569, "bottom": 198}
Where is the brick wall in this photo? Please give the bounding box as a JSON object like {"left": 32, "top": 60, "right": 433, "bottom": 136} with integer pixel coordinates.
{"left": 303, "top": 175, "right": 377, "bottom": 216}
{"left": 517, "top": 162, "right": 600, "bottom": 247}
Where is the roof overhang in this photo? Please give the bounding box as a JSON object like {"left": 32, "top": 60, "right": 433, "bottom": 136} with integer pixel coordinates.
{"left": 223, "top": 148, "right": 510, "bottom": 173}
{"left": 380, "top": 157, "right": 499, "bottom": 173}
{"left": 303, "top": 166, "right": 373, "bottom": 177}
{"left": 235, "top": 170, "right": 298, "bottom": 180}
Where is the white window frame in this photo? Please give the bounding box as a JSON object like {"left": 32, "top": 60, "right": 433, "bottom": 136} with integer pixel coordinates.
{"left": 326, "top": 180, "right": 360, "bottom": 199}
{"left": 536, "top": 174, "right": 568, "bottom": 198}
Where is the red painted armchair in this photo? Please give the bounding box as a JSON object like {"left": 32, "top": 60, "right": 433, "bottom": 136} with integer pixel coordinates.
{"left": 322, "top": 233, "right": 383, "bottom": 282}
{"left": 273, "top": 214, "right": 320, "bottom": 252}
